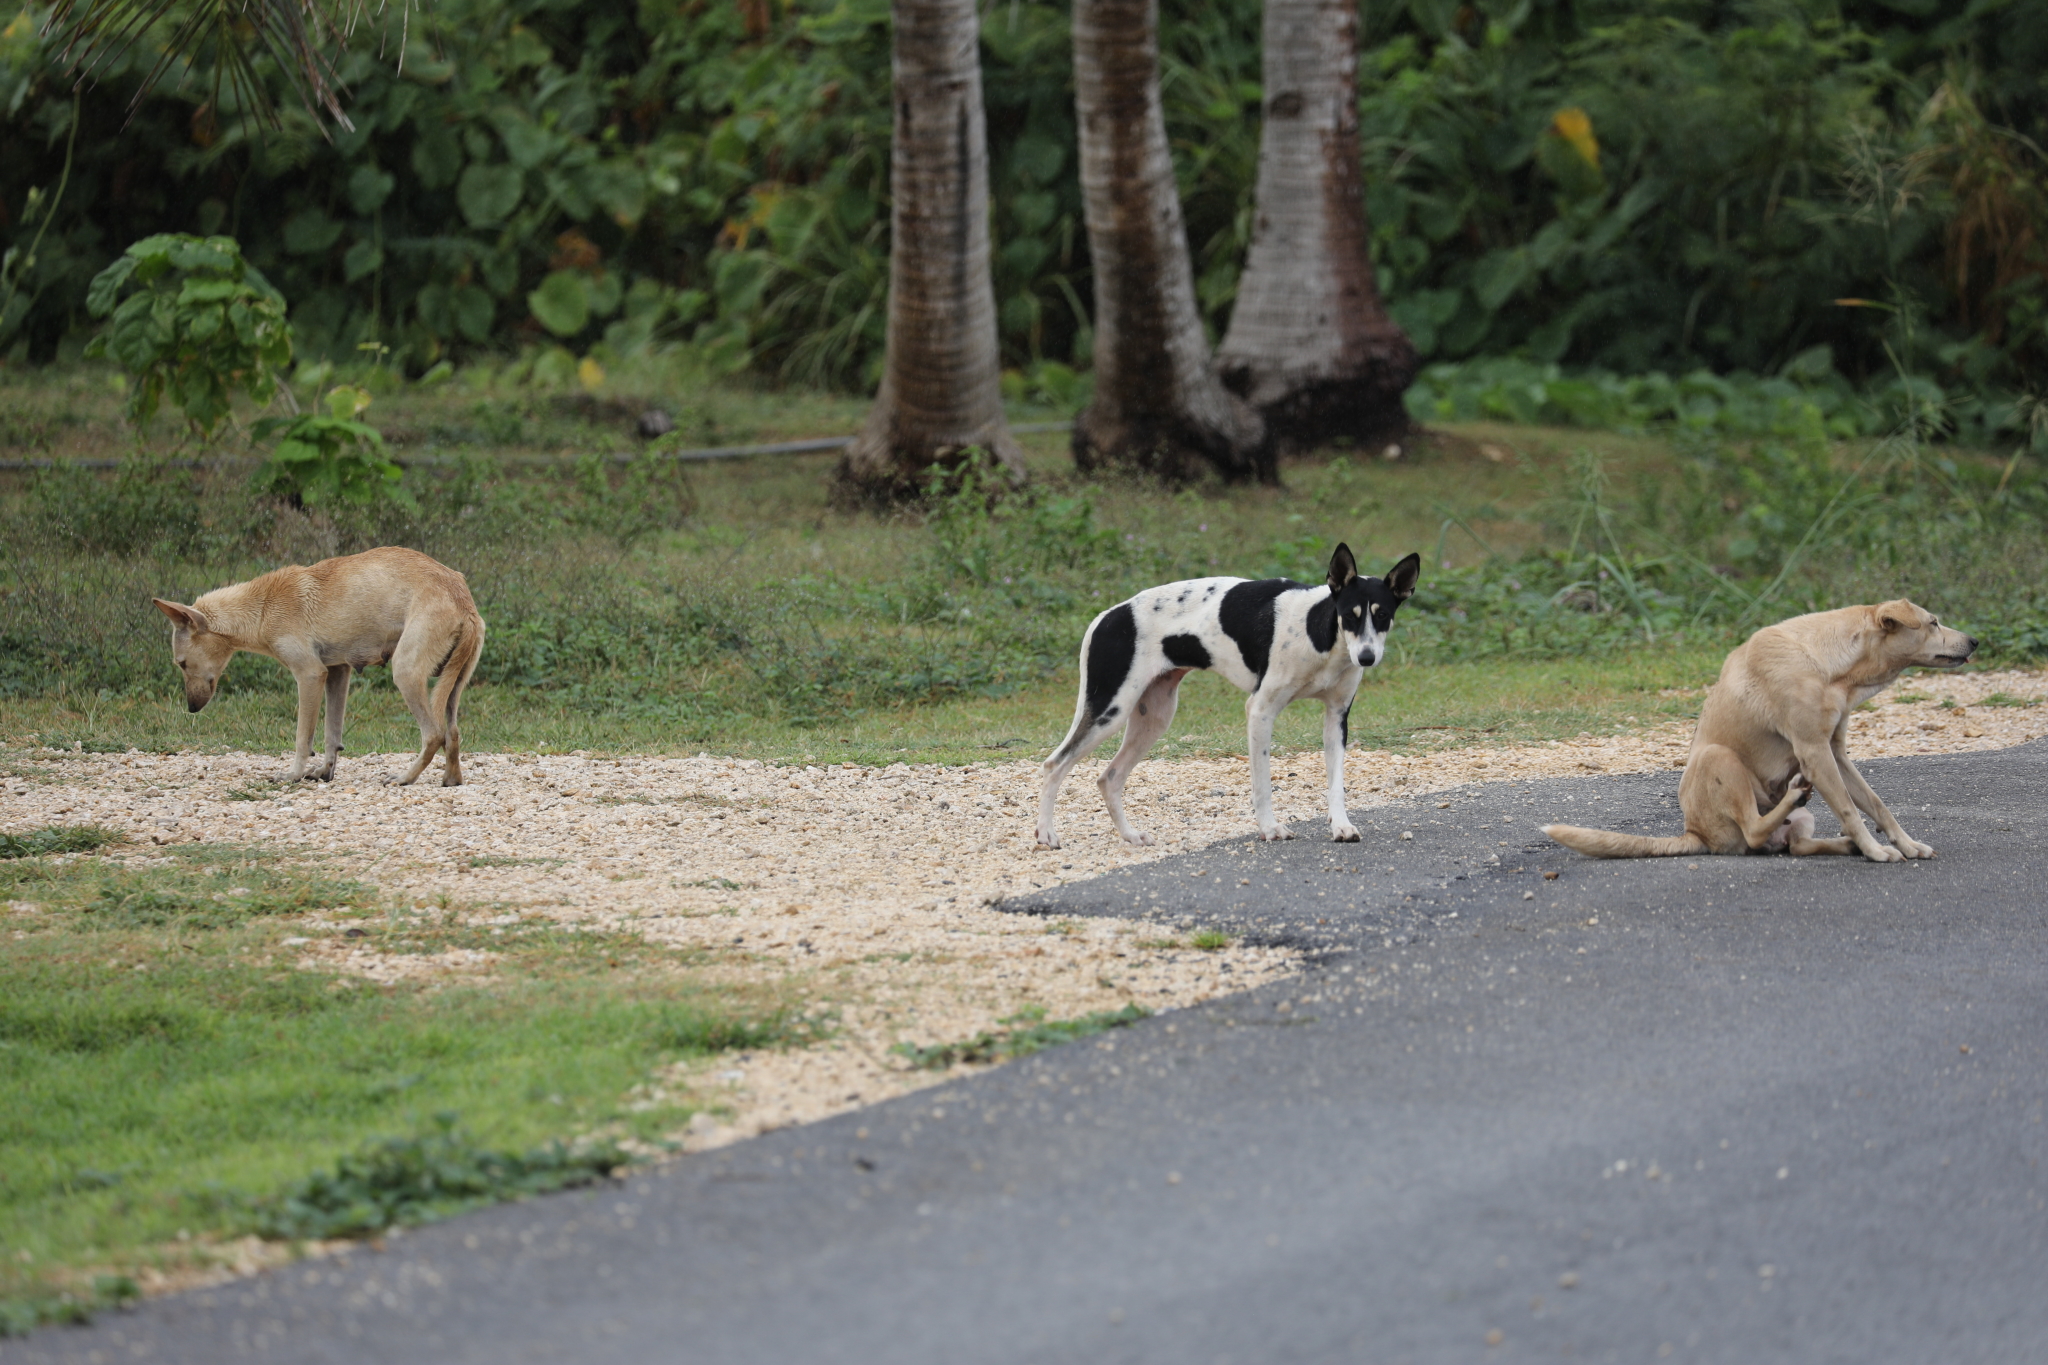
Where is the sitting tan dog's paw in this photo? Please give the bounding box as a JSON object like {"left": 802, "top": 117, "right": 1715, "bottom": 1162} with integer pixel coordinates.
{"left": 1895, "top": 837, "right": 1936, "bottom": 858}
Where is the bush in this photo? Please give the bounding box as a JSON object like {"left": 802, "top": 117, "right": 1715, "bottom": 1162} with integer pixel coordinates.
{"left": 83, "top": 235, "right": 293, "bottom": 438}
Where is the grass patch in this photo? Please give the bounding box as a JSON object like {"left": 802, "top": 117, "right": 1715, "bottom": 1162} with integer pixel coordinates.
{"left": 891, "top": 1003, "right": 1151, "bottom": 1071}
{"left": 1189, "top": 930, "right": 1232, "bottom": 951}
{"left": 1978, "top": 692, "right": 2040, "bottom": 708}
{"left": 0, "top": 846, "right": 808, "bottom": 1321}
{"left": 248, "top": 1116, "right": 628, "bottom": 1241}
{"left": 0, "top": 825, "right": 126, "bottom": 859}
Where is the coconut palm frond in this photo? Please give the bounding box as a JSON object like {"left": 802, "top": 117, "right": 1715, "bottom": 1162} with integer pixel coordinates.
{"left": 43, "top": 0, "right": 363, "bottom": 132}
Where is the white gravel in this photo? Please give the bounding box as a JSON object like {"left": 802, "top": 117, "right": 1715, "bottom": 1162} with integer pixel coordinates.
{"left": 5, "top": 666, "right": 2042, "bottom": 1151}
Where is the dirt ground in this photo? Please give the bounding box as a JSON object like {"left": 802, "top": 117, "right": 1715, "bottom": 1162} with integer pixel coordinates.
{"left": 6, "top": 668, "right": 2044, "bottom": 1154}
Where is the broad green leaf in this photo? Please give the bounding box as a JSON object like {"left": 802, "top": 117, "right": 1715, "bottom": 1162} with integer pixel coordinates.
{"left": 528, "top": 270, "right": 589, "bottom": 337}
{"left": 348, "top": 165, "right": 397, "bottom": 215}
{"left": 452, "top": 285, "right": 496, "bottom": 342}
{"left": 284, "top": 210, "right": 346, "bottom": 255}
{"left": 457, "top": 163, "right": 524, "bottom": 227}
{"left": 343, "top": 240, "right": 384, "bottom": 282}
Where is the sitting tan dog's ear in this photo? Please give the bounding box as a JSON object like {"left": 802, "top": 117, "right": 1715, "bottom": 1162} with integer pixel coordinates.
{"left": 1876, "top": 600, "right": 1917, "bottom": 634}
{"left": 153, "top": 599, "right": 209, "bottom": 633}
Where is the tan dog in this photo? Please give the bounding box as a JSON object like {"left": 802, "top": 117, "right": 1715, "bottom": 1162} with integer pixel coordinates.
{"left": 1543, "top": 601, "right": 1977, "bottom": 862}
{"left": 153, "top": 547, "right": 485, "bottom": 787}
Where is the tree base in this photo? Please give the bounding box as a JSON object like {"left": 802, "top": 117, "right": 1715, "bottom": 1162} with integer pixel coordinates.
{"left": 831, "top": 422, "right": 1026, "bottom": 510}
{"left": 1071, "top": 405, "right": 1275, "bottom": 486}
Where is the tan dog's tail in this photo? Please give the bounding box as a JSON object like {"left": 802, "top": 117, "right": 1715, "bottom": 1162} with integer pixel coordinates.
{"left": 1541, "top": 824, "right": 1709, "bottom": 859}
{"left": 440, "top": 614, "right": 485, "bottom": 728}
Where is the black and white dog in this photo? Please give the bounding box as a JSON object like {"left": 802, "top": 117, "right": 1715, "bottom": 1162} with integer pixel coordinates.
{"left": 1036, "top": 545, "right": 1421, "bottom": 848}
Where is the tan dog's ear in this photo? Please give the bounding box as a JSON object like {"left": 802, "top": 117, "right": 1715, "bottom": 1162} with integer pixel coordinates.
{"left": 1876, "top": 599, "right": 1925, "bottom": 634}
{"left": 153, "top": 599, "right": 209, "bottom": 633}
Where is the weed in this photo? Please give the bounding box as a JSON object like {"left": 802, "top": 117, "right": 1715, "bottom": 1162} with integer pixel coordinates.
{"left": 227, "top": 782, "right": 290, "bottom": 801}
{"left": 891, "top": 1003, "right": 1150, "bottom": 1070}
{"left": 249, "top": 1115, "right": 628, "bottom": 1241}
{"left": 1189, "top": 930, "right": 1232, "bottom": 951}
{"left": 468, "top": 855, "right": 566, "bottom": 869}
{"left": 0, "top": 1276, "right": 139, "bottom": 1339}
{"left": 0, "top": 824, "right": 126, "bottom": 859}
{"left": 1978, "top": 692, "right": 2040, "bottom": 708}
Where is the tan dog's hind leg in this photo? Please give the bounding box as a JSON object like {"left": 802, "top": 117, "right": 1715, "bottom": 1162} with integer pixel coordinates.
{"left": 1739, "top": 775, "right": 1810, "bottom": 850}
{"left": 1792, "top": 741, "right": 1901, "bottom": 861}
{"left": 317, "top": 665, "right": 351, "bottom": 781}
{"left": 1098, "top": 670, "right": 1188, "bottom": 847}
{"left": 387, "top": 631, "right": 448, "bottom": 787}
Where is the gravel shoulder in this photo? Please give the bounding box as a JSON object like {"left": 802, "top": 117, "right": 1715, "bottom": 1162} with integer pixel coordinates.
{"left": 5, "top": 667, "right": 2043, "bottom": 1159}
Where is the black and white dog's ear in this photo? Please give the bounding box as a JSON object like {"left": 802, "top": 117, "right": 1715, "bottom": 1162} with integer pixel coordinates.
{"left": 1384, "top": 552, "right": 1422, "bottom": 601}
{"left": 1326, "top": 543, "right": 1360, "bottom": 593}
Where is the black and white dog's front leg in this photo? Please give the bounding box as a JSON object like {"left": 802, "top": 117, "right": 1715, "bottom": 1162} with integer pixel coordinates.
{"left": 1323, "top": 698, "right": 1358, "bottom": 842}
{"left": 1246, "top": 684, "right": 1293, "bottom": 841}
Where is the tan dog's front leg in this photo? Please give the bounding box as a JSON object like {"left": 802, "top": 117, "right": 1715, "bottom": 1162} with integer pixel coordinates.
{"left": 1833, "top": 742, "right": 1934, "bottom": 858}
{"left": 318, "top": 664, "right": 351, "bottom": 781}
{"left": 1794, "top": 743, "right": 1900, "bottom": 861}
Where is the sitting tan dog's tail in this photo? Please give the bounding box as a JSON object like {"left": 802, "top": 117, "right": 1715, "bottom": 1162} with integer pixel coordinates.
{"left": 1541, "top": 825, "right": 1708, "bottom": 859}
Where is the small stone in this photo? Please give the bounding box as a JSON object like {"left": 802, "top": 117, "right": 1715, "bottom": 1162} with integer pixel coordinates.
{"left": 637, "top": 409, "right": 675, "bottom": 438}
{"left": 1557, "top": 1271, "right": 1579, "bottom": 1289}
{"left": 1485, "top": 1329, "right": 1504, "bottom": 1347}
{"left": 1542, "top": 870, "right": 1558, "bottom": 880}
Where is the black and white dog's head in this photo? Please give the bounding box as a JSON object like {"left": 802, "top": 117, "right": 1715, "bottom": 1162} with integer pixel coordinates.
{"left": 1326, "top": 544, "right": 1421, "bottom": 669}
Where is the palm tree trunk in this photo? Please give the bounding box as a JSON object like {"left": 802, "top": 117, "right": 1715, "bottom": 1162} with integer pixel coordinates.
{"left": 1214, "top": 0, "right": 1416, "bottom": 451}
{"left": 1071, "top": 0, "right": 1269, "bottom": 484}
{"left": 834, "top": 0, "right": 1024, "bottom": 507}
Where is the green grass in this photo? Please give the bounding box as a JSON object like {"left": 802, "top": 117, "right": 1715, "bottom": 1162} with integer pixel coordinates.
{"left": 890, "top": 1003, "right": 1151, "bottom": 1070}
{"left": 0, "top": 844, "right": 802, "bottom": 1325}
{"left": 0, "top": 642, "right": 1731, "bottom": 769}
{"left": 0, "top": 825, "right": 127, "bottom": 859}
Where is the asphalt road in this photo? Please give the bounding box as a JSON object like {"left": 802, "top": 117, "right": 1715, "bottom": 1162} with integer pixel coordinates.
{"left": 14, "top": 743, "right": 2048, "bottom": 1365}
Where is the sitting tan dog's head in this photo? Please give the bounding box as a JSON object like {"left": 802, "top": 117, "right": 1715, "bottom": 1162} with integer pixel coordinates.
{"left": 1872, "top": 598, "right": 1977, "bottom": 671}
{"left": 152, "top": 598, "right": 236, "bottom": 712}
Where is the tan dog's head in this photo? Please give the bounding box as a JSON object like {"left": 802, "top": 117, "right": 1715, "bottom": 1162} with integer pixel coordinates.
{"left": 1874, "top": 599, "right": 1977, "bottom": 671}
{"left": 152, "top": 598, "right": 236, "bottom": 712}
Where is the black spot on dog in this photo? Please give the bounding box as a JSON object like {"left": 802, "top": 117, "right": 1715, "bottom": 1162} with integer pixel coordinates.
{"left": 1162, "top": 634, "right": 1212, "bottom": 670}
{"left": 1305, "top": 593, "right": 1340, "bottom": 654}
{"left": 1085, "top": 603, "right": 1138, "bottom": 724}
{"left": 1219, "top": 580, "right": 1296, "bottom": 682}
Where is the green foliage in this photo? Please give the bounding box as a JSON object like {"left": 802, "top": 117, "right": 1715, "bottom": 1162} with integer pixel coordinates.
{"left": 891, "top": 1003, "right": 1150, "bottom": 1070}
{"left": 0, "top": 824, "right": 126, "bottom": 859}
{"left": 250, "top": 1115, "right": 627, "bottom": 1240}
{"left": 83, "top": 235, "right": 293, "bottom": 438}
{"left": 5, "top": 0, "right": 2044, "bottom": 414}
{"left": 251, "top": 384, "right": 410, "bottom": 509}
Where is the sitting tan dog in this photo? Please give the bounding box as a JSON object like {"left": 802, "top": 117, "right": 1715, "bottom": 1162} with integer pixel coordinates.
{"left": 153, "top": 547, "right": 485, "bottom": 786}
{"left": 1544, "top": 600, "right": 1976, "bottom": 862}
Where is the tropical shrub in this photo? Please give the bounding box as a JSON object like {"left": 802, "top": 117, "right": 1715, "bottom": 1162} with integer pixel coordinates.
{"left": 83, "top": 235, "right": 293, "bottom": 438}
{"left": 250, "top": 384, "right": 409, "bottom": 509}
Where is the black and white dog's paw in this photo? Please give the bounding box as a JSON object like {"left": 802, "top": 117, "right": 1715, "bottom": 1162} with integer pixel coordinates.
{"left": 1258, "top": 826, "right": 1295, "bottom": 842}
{"left": 1331, "top": 823, "right": 1360, "bottom": 843}
{"left": 1123, "top": 831, "right": 1156, "bottom": 847}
